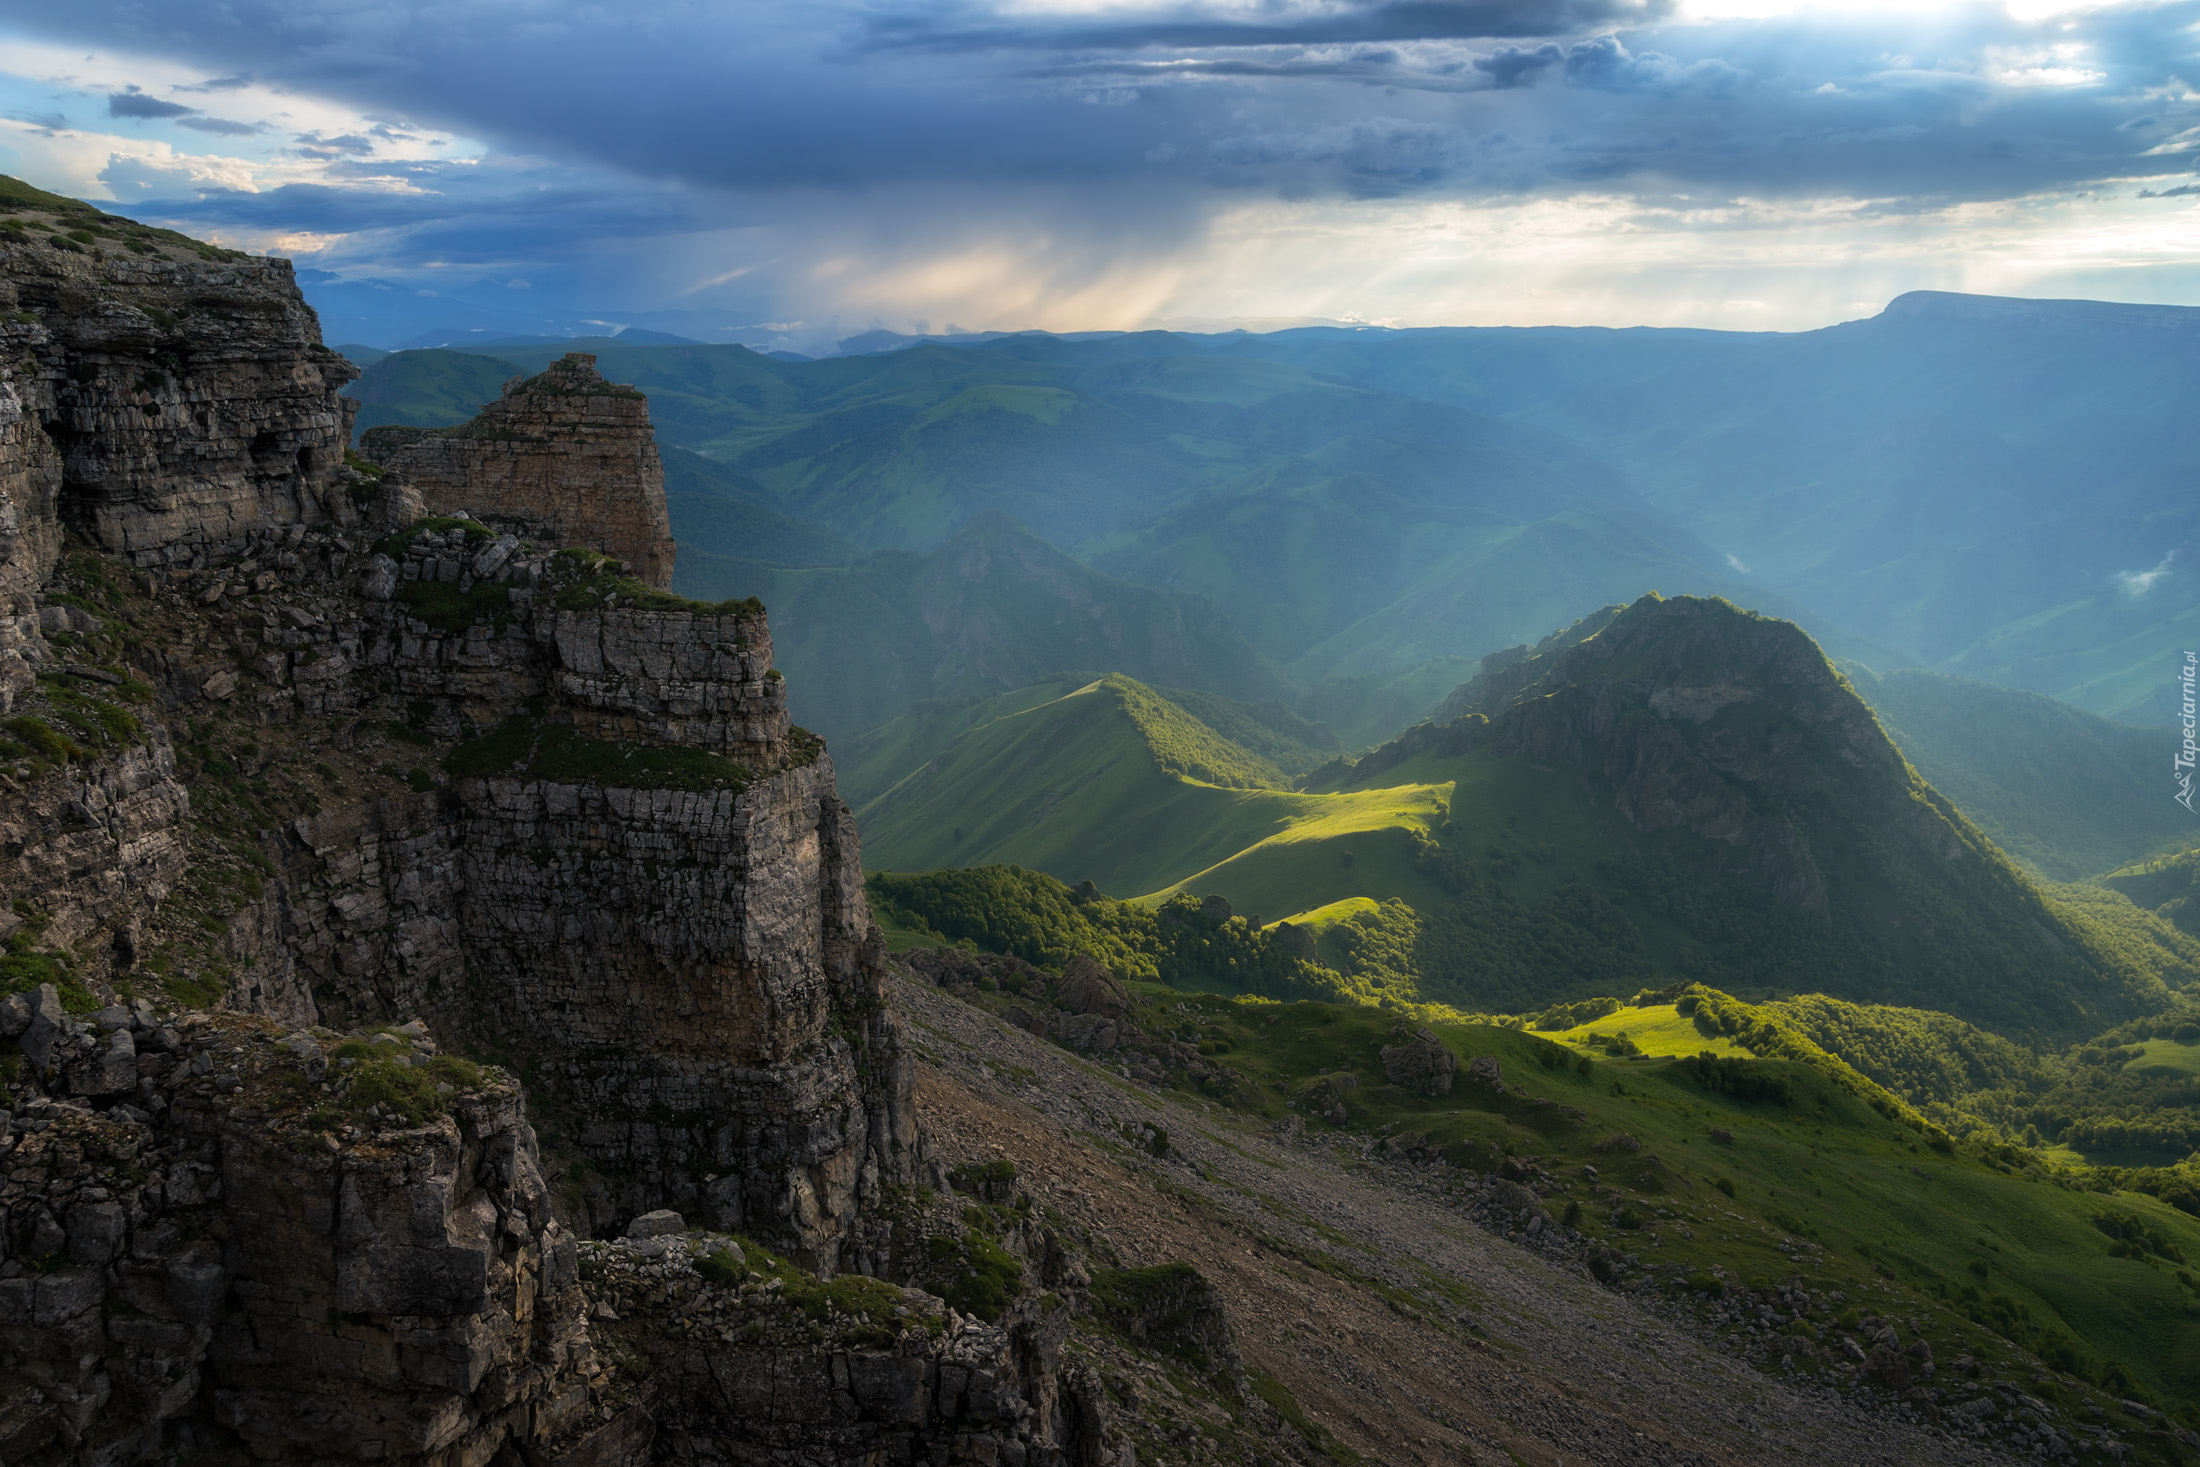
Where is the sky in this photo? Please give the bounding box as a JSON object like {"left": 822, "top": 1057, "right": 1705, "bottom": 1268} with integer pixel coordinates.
{"left": 0, "top": 0, "right": 2195, "bottom": 349}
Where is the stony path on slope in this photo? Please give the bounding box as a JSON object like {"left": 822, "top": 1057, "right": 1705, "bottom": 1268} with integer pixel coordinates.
{"left": 893, "top": 977, "right": 2016, "bottom": 1467}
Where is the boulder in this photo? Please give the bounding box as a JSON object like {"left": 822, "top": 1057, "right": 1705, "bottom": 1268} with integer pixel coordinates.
{"left": 1060, "top": 1013, "right": 1119, "bottom": 1052}
{"left": 1380, "top": 1028, "right": 1458, "bottom": 1096}
{"left": 357, "top": 554, "right": 400, "bottom": 602}
{"left": 1466, "top": 1054, "right": 1502, "bottom": 1089}
{"left": 18, "top": 984, "right": 67, "bottom": 1082}
{"left": 1057, "top": 954, "right": 1129, "bottom": 1019}
{"left": 1865, "top": 1343, "right": 1912, "bottom": 1392}
{"left": 67, "top": 1028, "right": 136, "bottom": 1098}
{"left": 627, "top": 1209, "right": 687, "bottom": 1239}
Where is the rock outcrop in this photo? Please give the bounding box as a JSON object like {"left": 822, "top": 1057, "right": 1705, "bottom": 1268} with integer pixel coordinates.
{"left": 371, "top": 354, "right": 676, "bottom": 589}
{"left": 0, "top": 1007, "right": 1112, "bottom": 1467}
{"left": 0, "top": 195, "right": 358, "bottom": 712}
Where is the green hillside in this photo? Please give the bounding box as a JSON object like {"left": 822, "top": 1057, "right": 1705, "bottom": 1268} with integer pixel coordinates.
{"left": 858, "top": 676, "right": 1344, "bottom": 897}
{"left": 2106, "top": 848, "right": 2200, "bottom": 937}
{"left": 662, "top": 447, "right": 854, "bottom": 570}
{"left": 913, "top": 955, "right": 2200, "bottom": 1421}
{"left": 341, "top": 348, "right": 521, "bottom": 440}
{"left": 862, "top": 595, "right": 2200, "bottom": 1037}
{"left": 1842, "top": 664, "right": 2195, "bottom": 880}
{"left": 836, "top": 675, "right": 1338, "bottom": 809}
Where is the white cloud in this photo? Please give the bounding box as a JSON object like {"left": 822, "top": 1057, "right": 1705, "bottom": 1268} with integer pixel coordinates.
{"left": 2115, "top": 551, "right": 2177, "bottom": 597}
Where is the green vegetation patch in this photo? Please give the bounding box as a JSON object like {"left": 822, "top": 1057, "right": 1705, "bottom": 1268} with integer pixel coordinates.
{"left": 925, "top": 1227, "right": 1023, "bottom": 1322}
{"left": 1, "top": 715, "right": 83, "bottom": 770}
{"left": 375, "top": 515, "right": 492, "bottom": 561}
{"left": 694, "top": 1234, "right": 913, "bottom": 1346}
{"left": 0, "top": 931, "right": 98, "bottom": 1013}
{"left": 550, "top": 551, "right": 763, "bottom": 619}
{"left": 393, "top": 577, "right": 516, "bottom": 634}
{"left": 323, "top": 1043, "right": 486, "bottom": 1125}
{"left": 445, "top": 715, "right": 752, "bottom": 794}
{"left": 867, "top": 865, "right": 1346, "bottom": 1000}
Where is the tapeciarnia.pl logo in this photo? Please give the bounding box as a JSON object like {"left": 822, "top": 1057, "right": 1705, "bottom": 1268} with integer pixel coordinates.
{"left": 2180, "top": 650, "right": 2197, "bottom": 813}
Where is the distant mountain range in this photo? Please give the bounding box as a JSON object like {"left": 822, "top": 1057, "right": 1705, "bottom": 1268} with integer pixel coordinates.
{"left": 341, "top": 291, "right": 2200, "bottom": 743}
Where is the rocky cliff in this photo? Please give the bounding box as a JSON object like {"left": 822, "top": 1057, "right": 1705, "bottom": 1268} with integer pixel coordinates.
{"left": 0, "top": 182, "right": 1033, "bottom": 1467}
{"left": 0, "top": 181, "right": 359, "bottom": 715}
{"left": 368, "top": 354, "right": 676, "bottom": 589}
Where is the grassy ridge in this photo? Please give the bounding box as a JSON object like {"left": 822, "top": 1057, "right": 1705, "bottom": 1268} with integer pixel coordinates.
{"left": 858, "top": 679, "right": 1317, "bottom": 896}
{"left": 2107, "top": 848, "right": 2200, "bottom": 937}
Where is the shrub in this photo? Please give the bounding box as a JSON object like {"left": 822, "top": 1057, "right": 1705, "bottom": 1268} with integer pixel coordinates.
{"left": 926, "top": 1228, "right": 1023, "bottom": 1321}
{"left": 1714, "top": 1176, "right": 1737, "bottom": 1197}
{"left": 445, "top": 715, "right": 751, "bottom": 795}
{"left": 4, "top": 716, "right": 81, "bottom": 765}
{"left": 697, "top": 1249, "right": 746, "bottom": 1288}
{"left": 1677, "top": 1052, "right": 1794, "bottom": 1105}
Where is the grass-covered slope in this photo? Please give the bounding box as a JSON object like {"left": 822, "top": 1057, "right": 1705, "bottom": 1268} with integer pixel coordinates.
{"left": 1842, "top": 664, "right": 2196, "bottom": 880}
{"left": 858, "top": 676, "right": 1345, "bottom": 897}
{"left": 2107, "top": 848, "right": 2200, "bottom": 937}
{"left": 661, "top": 446, "right": 854, "bottom": 571}
{"left": 927, "top": 965, "right": 2200, "bottom": 1421}
{"left": 866, "top": 595, "right": 2200, "bottom": 1038}
{"left": 835, "top": 674, "right": 1338, "bottom": 809}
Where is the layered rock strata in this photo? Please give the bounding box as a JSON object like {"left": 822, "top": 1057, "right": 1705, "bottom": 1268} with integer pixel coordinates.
{"left": 0, "top": 186, "right": 908, "bottom": 1261}
{"left": 372, "top": 354, "right": 676, "bottom": 589}
{"left": 0, "top": 215, "right": 359, "bottom": 570}
{"left": 0, "top": 1009, "right": 1113, "bottom": 1467}
{"left": 0, "top": 214, "right": 357, "bottom": 711}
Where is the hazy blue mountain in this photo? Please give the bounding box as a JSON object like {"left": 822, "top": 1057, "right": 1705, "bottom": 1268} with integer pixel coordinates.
{"left": 1841, "top": 664, "right": 2197, "bottom": 882}
{"left": 1200, "top": 294, "right": 2200, "bottom": 723}
{"left": 675, "top": 513, "right": 1292, "bottom": 740}
{"left": 342, "top": 348, "right": 520, "bottom": 440}
{"left": 662, "top": 448, "right": 854, "bottom": 569}
{"left": 443, "top": 337, "right": 1811, "bottom": 686}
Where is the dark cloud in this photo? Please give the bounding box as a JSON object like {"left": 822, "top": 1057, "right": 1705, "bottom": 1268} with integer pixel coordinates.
{"left": 1475, "top": 43, "right": 1561, "bottom": 88}
{"left": 866, "top": 0, "right": 1675, "bottom": 52}
{"left": 175, "top": 115, "right": 261, "bottom": 135}
{"left": 6, "top": 0, "right": 2198, "bottom": 327}
{"left": 1210, "top": 116, "right": 1473, "bottom": 194}
{"left": 292, "top": 131, "right": 376, "bottom": 158}
{"left": 106, "top": 88, "right": 194, "bottom": 119}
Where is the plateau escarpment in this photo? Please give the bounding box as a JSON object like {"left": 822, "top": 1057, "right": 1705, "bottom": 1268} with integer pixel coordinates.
{"left": 0, "top": 184, "right": 1121, "bottom": 1467}
{"left": 0, "top": 186, "right": 358, "bottom": 714}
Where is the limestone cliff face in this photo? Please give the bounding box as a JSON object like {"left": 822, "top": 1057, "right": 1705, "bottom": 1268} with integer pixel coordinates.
{"left": 373, "top": 354, "right": 676, "bottom": 589}
{"left": 0, "top": 206, "right": 358, "bottom": 712}
{"left": 0, "top": 188, "right": 910, "bottom": 1265}
{"left": 0, "top": 1010, "right": 1077, "bottom": 1467}
{"left": 0, "top": 183, "right": 1246, "bottom": 1467}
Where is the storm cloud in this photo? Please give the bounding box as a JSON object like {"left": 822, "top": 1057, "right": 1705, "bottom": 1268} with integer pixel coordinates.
{"left": 2, "top": 0, "right": 2195, "bottom": 340}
